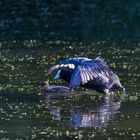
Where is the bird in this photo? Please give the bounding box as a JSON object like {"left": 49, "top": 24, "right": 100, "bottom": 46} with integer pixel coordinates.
{"left": 39, "top": 81, "right": 70, "bottom": 94}
{"left": 47, "top": 57, "right": 125, "bottom": 94}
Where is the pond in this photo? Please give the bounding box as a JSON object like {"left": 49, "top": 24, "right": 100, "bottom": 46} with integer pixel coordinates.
{"left": 0, "top": 40, "right": 140, "bottom": 139}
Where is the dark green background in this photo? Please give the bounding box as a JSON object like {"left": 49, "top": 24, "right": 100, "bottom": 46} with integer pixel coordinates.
{"left": 1, "top": 0, "right": 140, "bottom": 41}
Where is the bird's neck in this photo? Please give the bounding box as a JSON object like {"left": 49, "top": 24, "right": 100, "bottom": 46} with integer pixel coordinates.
{"left": 42, "top": 84, "right": 49, "bottom": 90}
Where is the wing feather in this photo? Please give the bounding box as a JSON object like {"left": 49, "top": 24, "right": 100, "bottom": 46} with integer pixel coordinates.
{"left": 80, "top": 71, "right": 85, "bottom": 84}
{"left": 85, "top": 70, "right": 90, "bottom": 81}
{"left": 83, "top": 71, "right": 88, "bottom": 84}
{"left": 86, "top": 70, "right": 94, "bottom": 80}
{"left": 48, "top": 57, "right": 113, "bottom": 91}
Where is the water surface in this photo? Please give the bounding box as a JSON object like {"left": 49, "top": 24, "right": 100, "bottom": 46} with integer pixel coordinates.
{"left": 0, "top": 41, "right": 140, "bottom": 139}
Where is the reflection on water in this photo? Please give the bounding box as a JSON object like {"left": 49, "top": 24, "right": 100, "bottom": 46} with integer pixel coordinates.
{"left": 71, "top": 101, "right": 120, "bottom": 128}
{"left": 44, "top": 96, "right": 121, "bottom": 128}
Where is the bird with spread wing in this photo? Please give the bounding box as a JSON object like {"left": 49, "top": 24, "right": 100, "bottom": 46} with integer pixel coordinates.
{"left": 47, "top": 57, "right": 125, "bottom": 94}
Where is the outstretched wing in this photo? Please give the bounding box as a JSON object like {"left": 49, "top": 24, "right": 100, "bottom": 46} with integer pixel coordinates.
{"left": 69, "top": 58, "right": 112, "bottom": 89}
{"left": 47, "top": 57, "right": 91, "bottom": 74}
{"left": 47, "top": 56, "right": 113, "bottom": 91}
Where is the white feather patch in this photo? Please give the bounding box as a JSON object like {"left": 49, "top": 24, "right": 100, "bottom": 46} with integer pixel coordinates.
{"left": 68, "top": 64, "right": 75, "bottom": 69}
{"left": 59, "top": 64, "right": 75, "bottom": 69}
{"left": 55, "top": 65, "right": 59, "bottom": 68}
{"left": 60, "top": 64, "right": 64, "bottom": 67}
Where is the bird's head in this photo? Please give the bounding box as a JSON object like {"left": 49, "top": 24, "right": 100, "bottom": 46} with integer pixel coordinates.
{"left": 38, "top": 81, "right": 49, "bottom": 89}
